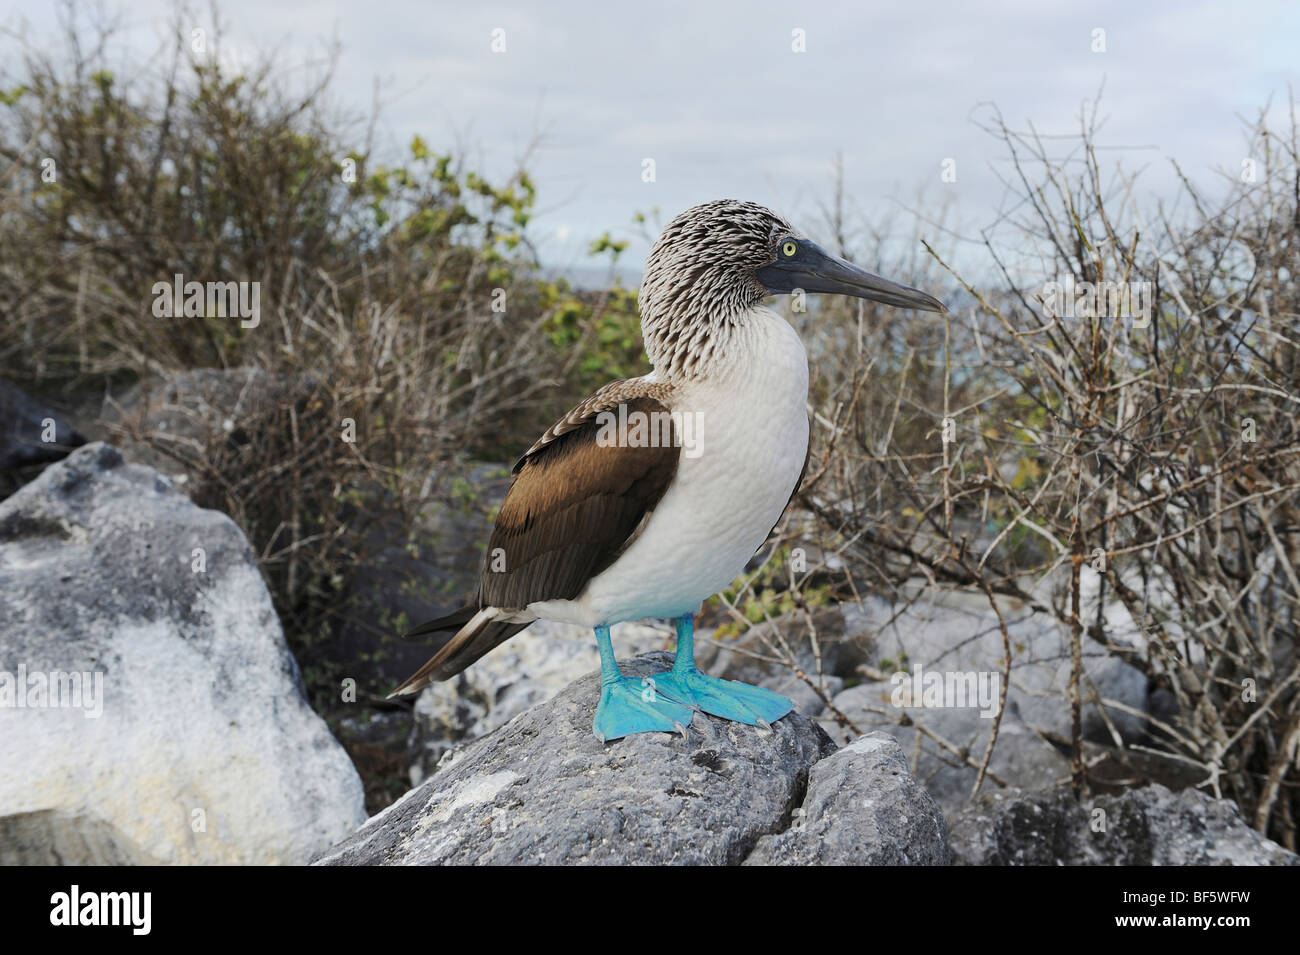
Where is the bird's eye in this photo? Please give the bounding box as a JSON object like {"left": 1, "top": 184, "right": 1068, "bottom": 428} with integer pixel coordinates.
{"left": 781, "top": 239, "right": 798, "bottom": 257}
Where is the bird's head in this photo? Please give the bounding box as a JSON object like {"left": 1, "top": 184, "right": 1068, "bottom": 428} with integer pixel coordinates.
{"left": 640, "top": 199, "right": 946, "bottom": 375}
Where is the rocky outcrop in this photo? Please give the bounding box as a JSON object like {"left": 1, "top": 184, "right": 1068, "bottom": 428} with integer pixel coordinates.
{"left": 404, "top": 591, "right": 1153, "bottom": 820}
{"left": 409, "top": 620, "right": 668, "bottom": 782}
{"left": 745, "top": 732, "right": 949, "bottom": 865}
{"left": 409, "top": 609, "right": 850, "bottom": 784}
{"left": 101, "top": 369, "right": 534, "bottom": 804}
{"left": 396, "top": 581, "right": 1169, "bottom": 852}
{"left": 948, "top": 783, "right": 1299, "bottom": 866}
{"left": 0, "top": 443, "right": 367, "bottom": 864}
{"left": 318, "top": 652, "right": 951, "bottom": 866}
{"left": 0, "top": 378, "right": 85, "bottom": 472}
{"left": 826, "top": 681, "right": 1073, "bottom": 813}
{"left": 97, "top": 367, "right": 282, "bottom": 481}
{"left": 826, "top": 591, "right": 1151, "bottom": 812}
{"left": 0, "top": 809, "right": 152, "bottom": 865}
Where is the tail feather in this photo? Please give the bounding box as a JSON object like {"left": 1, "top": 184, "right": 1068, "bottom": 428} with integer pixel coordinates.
{"left": 401, "top": 604, "right": 479, "bottom": 639}
{"left": 389, "top": 606, "right": 532, "bottom": 698}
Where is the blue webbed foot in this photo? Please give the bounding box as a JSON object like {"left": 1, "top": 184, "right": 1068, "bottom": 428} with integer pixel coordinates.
{"left": 593, "top": 675, "right": 694, "bottom": 742}
{"left": 649, "top": 667, "right": 794, "bottom": 727}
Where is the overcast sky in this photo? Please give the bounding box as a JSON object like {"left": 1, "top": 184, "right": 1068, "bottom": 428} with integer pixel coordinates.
{"left": 9, "top": 0, "right": 1300, "bottom": 280}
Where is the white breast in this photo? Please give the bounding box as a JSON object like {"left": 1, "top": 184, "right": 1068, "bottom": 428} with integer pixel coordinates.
{"left": 527, "top": 306, "right": 810, "bottom": 628}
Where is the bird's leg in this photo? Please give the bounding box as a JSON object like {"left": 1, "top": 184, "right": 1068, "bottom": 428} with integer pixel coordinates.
{"left": 650, "top": 615, "right": 794, "bottom": 727}
{"left": 591, "top": 624, "right": 693, "bottom": 742}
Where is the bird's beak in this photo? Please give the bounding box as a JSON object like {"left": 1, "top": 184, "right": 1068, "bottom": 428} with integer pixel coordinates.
{"left": 756, "top": 240, "right": 947, "bottom": 313}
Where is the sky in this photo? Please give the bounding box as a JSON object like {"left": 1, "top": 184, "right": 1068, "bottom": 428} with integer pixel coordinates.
{"left": 6, "top": 0, "right": 1299, "bottom": 282}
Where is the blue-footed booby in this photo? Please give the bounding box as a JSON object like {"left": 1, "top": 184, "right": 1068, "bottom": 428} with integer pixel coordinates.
{"left": 391, "top": 199, "right": 946, "bottom": 741}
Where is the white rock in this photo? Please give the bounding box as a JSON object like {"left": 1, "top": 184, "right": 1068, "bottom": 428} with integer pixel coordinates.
{"left": 0, "top": 443, "right": 367, "bottom": 864}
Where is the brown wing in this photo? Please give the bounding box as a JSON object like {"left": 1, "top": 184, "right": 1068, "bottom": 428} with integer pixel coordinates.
{"left": 482, "top": 384, "right": 680, "bottom": 610}
{"left": 389, "top": 381, "right": 680, "bottom": 696}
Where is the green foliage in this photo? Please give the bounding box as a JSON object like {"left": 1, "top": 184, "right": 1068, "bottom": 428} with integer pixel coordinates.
{"left": 542, "top": 285, "right": 648, "bottom": 392}
{"left": 707, "top": 546, "right": 833, "bottom": 640}
{"left": 0, "top": 20, "right": 649, "bottom": 734}
{"left": 588, "top": 232, "right": 628, "bottom": 258}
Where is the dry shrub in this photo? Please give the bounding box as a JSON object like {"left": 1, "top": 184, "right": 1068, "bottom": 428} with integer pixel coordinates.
{"left": 0, "top": 9, "right": 575, "bottom": 650}
{"left": 734, "top": 100, "right": 1299, "bottom": 845}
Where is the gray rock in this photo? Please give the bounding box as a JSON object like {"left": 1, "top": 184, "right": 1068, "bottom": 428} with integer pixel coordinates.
{"left": 698, "top": 608, "right": 847, "bottom": 719}
{"left": 0, "top": 378, "right": 85, "bottom": 472}
{"left": 823, "top": 681, "right": 1072, "bottom": 815}
{"left": 843, "top": 591, "right": 1150, "bottom": 744}
{"left": 0, "top": 443, "right": 367, "bottom": 864}
{"left": 407, "top": 615, "right": 846, "bottom": 783}
{"left": 0, "top": 809, "right": 154, "bottom": 865}
{"left": 825, "top": 591, "right": 1152, "bottom": 812}
{"left": 948, "top": 783, "right": 1300, "bottom": 866}
{"left": 753, "top": 666, "right": 843, "bottom": 718}
{"left": 98, "top": 367, "right": 282, "bottom": 481}
{"left": 745, "top": 732, "right": 950, "bottom": 865}
{"left": 410, "top": 620, "right": 668, "bottom": 783}
{"left": 317, "top": 651, "right": 840, "bottom": 865}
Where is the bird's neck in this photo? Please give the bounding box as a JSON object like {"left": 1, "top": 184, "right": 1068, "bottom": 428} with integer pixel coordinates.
{"left": 639, "top": 265, "right": 767, "bottom": 379}
{"left": 643, "top": 305, "right": 804, "bottom": 383}
{"left": 641, "top": 309, "right": 738, "bottom": 379}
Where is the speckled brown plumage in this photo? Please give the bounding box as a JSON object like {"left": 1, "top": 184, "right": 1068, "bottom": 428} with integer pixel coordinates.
{"left": 489, "top": 387, "right": 680, "bottom": 609}
{"left": 390, "top": 385, "right": 681, "bottom": 695}
{"left": 640, "top": 200, "right": 797, "bottom": 378}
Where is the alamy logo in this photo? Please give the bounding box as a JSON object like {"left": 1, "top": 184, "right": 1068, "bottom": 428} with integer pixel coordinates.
{"left": 0, "top": 666, "right": 104, "bottom": 718}
{"left": 1040, "top": 274, "right": 1152, "bottom": 327}
{"left": 595, "top": 403, "right": 704, "bottom": 458}
{"left": 151, "top": 273, "right": 260, "bottom": 328}
{"left": 890, "top": 664, "right": 1001, "bottom": 718}
{"left": 50, "top": 885, "right": 151, "bottom": 935}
